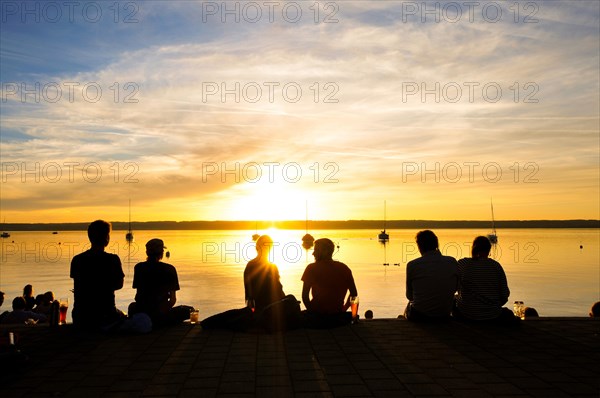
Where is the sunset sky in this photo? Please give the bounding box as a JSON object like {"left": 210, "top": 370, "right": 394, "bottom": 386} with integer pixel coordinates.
{"left": 1, "top": 1, "right": 598, "bottom": 223}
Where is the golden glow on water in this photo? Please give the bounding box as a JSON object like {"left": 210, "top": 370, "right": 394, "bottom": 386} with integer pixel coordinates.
{"left": 0, "top": 229, "right": 598, "bottom": 320}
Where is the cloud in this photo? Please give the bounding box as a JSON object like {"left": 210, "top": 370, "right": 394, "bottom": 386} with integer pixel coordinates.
{"left": 1, "top": 1, "right": 598, "bottom": 221}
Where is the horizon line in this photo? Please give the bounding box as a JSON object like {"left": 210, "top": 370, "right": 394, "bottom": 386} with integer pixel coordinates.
{"left": 2, "top": 218, "right": 599, "bottom": 223}
{"left": 2, "top": 219, "right": 598, "bottom": 231}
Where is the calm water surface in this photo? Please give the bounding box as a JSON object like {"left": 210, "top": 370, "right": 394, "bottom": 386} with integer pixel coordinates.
{"left": 1, "top": 228, "right": 598, "bottom": 321}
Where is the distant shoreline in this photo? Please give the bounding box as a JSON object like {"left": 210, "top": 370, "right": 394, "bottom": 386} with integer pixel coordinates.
{"left": 2, "top": 219, "right": 598, "bottom": 231}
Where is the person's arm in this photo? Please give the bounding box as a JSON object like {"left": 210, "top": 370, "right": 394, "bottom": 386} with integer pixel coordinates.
{"left": 302, "top": 282, "right": 312, "bottom": 311}
{"left": 168, "top": 266, "right": 180, "bottom": 308}
{"left": 32, "top": 311, "right": 47, "bottom": 323}
{"left": 497, "top": 264, "right": 510, "bottom": 305}
{"left": 168, "top": 290, "right": 177, "bottom": 308}
{"left": 349, "top": 277, "right": 358, "bottom": 297}
{"left": 244, "top": 267, "right": 252, "bottom": 301}
{"left": 113, "top": 257, "right": 125, "bottom": 290}
{"left": 342, "top": 273, "right": 358, "bottom": 311}
{"left": 158, "top": 290, "right": 176, "bottom": 313}
{"left": 405, "top": 263, "right": 413, "bottom": 300}
{"left": 452, "top": 259, "right": 459, "bottom": 293}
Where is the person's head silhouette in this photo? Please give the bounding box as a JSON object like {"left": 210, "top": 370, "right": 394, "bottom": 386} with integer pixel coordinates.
{"left": 313, "top": 238, "right": 335, "bottom": 261}
{"left": 415, "top": 230, "right": 438, "bottom": 254}
{"left": 23, "top": 284, "right": 33, "bottom": 297}
{"left": 12, "top": 296, "right": 26, "bottom": 311}
{"left": 471, "top": 236, "right": 492, "bottom": 259}
{"left": 523, "top": 307, "right": 539, "bottom": 318}
{"left": 255, "top": 235, "right": 274, "bottom": 260}
{"left": 590, "top": 301, "right": 600, "bottom": 317}
{"left": 146, "top": 238, "right": 167, "bottom": 261}
{"left": 88, "top": 220, "right": 111, "bottom": 248}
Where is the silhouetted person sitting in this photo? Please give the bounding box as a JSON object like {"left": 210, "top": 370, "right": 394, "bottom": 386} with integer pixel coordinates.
{"left": 301, "top": 238, "right": 358, "bottom": 328}
{"left": 33, "top": 291, "right": 55, "bottom": 317}
{"left": 70, "top": 220, "right": 126, "bottom": 331}
{"left": 22, "top": 284, "right": 35, "bottom": 311}
{"left": 405, "top": 230, "right": 458, "bottom": 321}
{"left": 129, "top": 239, "right": 193, "bottom": 328}
{"left": 589, "top": 301, "right": 600, "bottom": 317}
{"left": 454, "top": 236, "right": 516, "bottom": 324}
{"left": 245, "top": 235, "right": 301, "bottom": 332}
{"left": 244, "top": 235, "right": 286, "bottom": 312}
{"left": 0, "top": 297, "right": 47, "bottom": 324}
{"left": 202, "top": 235, "right": 300, "bottom": 332}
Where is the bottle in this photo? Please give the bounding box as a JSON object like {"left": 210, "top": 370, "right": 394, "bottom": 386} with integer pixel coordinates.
{"left": 519, "top": 301, "right": 525, "bottom": 318}
{"left": 49, "top": 300, "right": 60, "bottom": 327}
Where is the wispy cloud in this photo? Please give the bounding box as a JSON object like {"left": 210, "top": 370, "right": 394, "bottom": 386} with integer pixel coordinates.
{"left": 1, "top": 1, "right": 598, "bottom": 221}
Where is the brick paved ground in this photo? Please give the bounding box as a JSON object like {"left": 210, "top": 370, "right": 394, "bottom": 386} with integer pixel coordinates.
{"left": 1, "top": 318, "right": 598, "bottom": 397}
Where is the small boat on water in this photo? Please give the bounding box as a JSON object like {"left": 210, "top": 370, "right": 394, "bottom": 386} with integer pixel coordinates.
{"left": 1, "top": 219, "right": 10, "bottom": 238}
{"left": 487, "top": 199, "right": 498, "bottom": 244}
{"left": 378, "top": 201, "right": 389, "bottom": 242}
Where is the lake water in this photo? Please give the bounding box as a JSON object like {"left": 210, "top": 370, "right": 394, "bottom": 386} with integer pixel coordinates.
{"left": 0, "top": 228, "right": 598, "bottom": 321}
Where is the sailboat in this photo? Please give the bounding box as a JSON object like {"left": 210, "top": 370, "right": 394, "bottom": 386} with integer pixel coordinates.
{"left": 487, "top": 199, "right": 498, "bottom": 244}
{"left": 302, "top": 200, "right": 315, "bottom": 250}
{"left": 378, "top": 201, "right": 389, "bottom": 242}
{"left": 125, "top": 199, "right": 134, "bottom": 243}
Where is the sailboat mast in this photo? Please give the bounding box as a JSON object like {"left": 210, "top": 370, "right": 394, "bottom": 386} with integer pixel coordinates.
{"left": 305, "top": 200, "right": 308, "bottom": 233}
{"left": 126, "top": 199, "right": 134, "bottom": 242}
{"left": 384, "top": 200, "right": 387, "bottom": 230}
{"left": 490, "top": 199, "right": 496, "bottom": 233}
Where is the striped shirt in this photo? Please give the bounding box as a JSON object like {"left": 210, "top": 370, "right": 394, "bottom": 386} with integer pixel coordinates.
{"left": 456, "top": 257, "right": 510, "bottom": 320}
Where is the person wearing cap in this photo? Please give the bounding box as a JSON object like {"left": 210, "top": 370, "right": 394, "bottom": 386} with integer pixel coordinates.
{"left": 130, "top": 238, "right": 193, "bottom": 328}
{"left": 70, "top": 220, "right": 126, "bottom": 330}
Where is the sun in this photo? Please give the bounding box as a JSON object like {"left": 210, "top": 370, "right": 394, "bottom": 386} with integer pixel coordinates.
{"left": 226, "top": 181, "right": 313, "bottom": 221}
